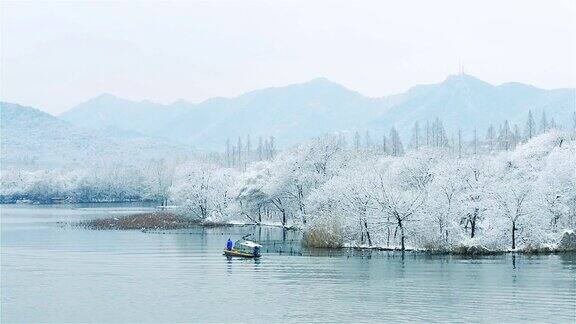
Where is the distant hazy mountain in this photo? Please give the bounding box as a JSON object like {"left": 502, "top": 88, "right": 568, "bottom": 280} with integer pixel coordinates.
{"left": 60, "top": 93, "right": 179, "bottom": 136}
{"left": 60, "top": 78, "right": 392, "bottom": 148}
{"left": 1, "top": 102, "right": 191, "bottom": 169}
{"left": 59, "top": 74, "right": 575, "bottom": 149}
{"left": 370, "top": 74, "right": 575, "bottom": 138}
{"left": 162, "top": 78, "right": 393, "bottom": 148}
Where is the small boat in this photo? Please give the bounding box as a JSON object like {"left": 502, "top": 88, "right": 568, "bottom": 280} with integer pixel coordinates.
{"left": 223, "top": 240, "right": 262, "bottom": 258}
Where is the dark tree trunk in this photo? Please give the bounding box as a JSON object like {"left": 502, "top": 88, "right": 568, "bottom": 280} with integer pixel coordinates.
{"left": 272, "top": 198, "right": 287, "bottom": 228}
{"left": 363, "top": 219, "right": 372, "bottom": 246}
{"left": 298, "top": 185, "right": 306, "bottom": 224}
{"left": 398, "top": 220, "right": 405, "bottom": 251}
{"left": 511, "top": 221, "right": 516, "bottom": 250}
{"left": 470, "top": 208, "right": 479, "bottom": 238}
{"left": 400, "top": 227, "right": 405, "bottom": 251}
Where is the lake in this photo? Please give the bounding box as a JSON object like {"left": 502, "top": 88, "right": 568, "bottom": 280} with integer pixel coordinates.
{"left": 1, "top": 204, "right": 575, "bottom": 323}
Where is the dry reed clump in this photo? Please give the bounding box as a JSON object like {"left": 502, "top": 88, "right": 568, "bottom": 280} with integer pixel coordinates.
{"left": 78, "top": 212, "right": 200, "bottom": 230}
{"left": 302, "top": 220, "right": 344, "bottom": 248}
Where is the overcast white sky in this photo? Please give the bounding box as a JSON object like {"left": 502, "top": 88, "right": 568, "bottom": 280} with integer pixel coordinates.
{"left": 1, "top": 0, "right": 575, "bottom": 114}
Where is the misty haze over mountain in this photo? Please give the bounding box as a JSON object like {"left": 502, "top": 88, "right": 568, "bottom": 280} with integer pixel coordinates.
{"left": 60, "top": 74, "right": 574, "bottom": 147}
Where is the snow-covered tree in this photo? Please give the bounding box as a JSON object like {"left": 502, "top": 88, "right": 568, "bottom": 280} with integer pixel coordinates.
{"left": 540, "top": 110, "right": 548, "bottom": 133}
{"left": 410, "top": 122, "right": 421, "bottom": 150}
{"left": 170, "top": 163, "right": 237, "bottom": 221}
{"left": 389, "top": 127, "right": 404, "bottom": 156}
{"left": 525, "top": 110, "right": 536, "bottom": 139}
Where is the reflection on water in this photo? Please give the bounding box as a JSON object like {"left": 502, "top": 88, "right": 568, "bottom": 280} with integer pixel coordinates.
{"left": 1, "top": 204, "right": 575, "bottom": 323}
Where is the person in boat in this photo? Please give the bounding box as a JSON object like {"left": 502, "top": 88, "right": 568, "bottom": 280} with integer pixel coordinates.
{"left": 226, "top": 238, "right": 233, "bottom": 251}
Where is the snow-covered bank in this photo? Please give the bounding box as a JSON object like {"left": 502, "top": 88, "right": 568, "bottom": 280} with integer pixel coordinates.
{"left": 76, "top": 210, "right": 576, "bottom": 255}
{"left": 345, "top": 230, "right": 576, "bottom": 255}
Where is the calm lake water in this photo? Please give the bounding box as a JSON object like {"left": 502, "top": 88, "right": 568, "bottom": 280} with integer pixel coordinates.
{"left": 1, "top": 204, "right": 575, "bottom": 323}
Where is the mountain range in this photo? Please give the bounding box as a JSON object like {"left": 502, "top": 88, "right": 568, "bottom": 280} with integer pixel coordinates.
{"left": 0, "top": 102, "right": 192, "bottom": 169}
{"left": 1, "top": 74, "right": 574, "bottom": 168}
{"left": 59, "top": 74, "right": 575, "bottom": 148}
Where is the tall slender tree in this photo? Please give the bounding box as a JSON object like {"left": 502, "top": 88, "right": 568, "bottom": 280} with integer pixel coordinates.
{"left": 237, "top": 137, "right": 242, "bottom": 166}
{"left": 473, "top": 127, "right": 478, "bottom": 155}
{"left": 225, "top": 138, "right": 231, "bottom": 167}
{"left": 257, "top": 136, "right": 263, "bottom": 161}
{"left": 354, "top": 131, "right": 361, "bottom": 152}
{"left": 410, "top": 122, "right": 421, "bottom": 149}
{"left": 548, "top": 118, "right": 558, "bottom": 130}
{"left": 381, "top": 134, "right": 388, "bottom": 154}
{"left": 389, "top": 127, "right": 404, "bottom": 156}
{"left": 486, "top": 124, "right": 496, "bottom": 151}
{"left": 246, "top": 135, "right": 251, "bottom": 158}
{"left": 364, "top": 130, "right": 373, "bottom": 151}
{"left": 498, "top": 120, "right": 512, "bottom": 151}
{"left": 512, "top": 124, "right": 521, "bottom": 147}
{"left": 269, "top": 136, "right": 276, "bottom": 159}
{"left": 525, "top": 109, "right": 536, "bottom": 139}
{"left": 540, "top": 110, "right": 548, "bottom": 133}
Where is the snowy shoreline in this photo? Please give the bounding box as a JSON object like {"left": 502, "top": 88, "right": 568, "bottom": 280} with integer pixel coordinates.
{"left": 75, "top": 211, "right": 576, "bottom": 255}
{"left": 348, "top": 241, "right": 576, "bottom": 255}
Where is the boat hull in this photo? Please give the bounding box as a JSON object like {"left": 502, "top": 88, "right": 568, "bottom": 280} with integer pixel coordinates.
{"left": 223, "top": 249, "right": 260, "bottom": 258}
